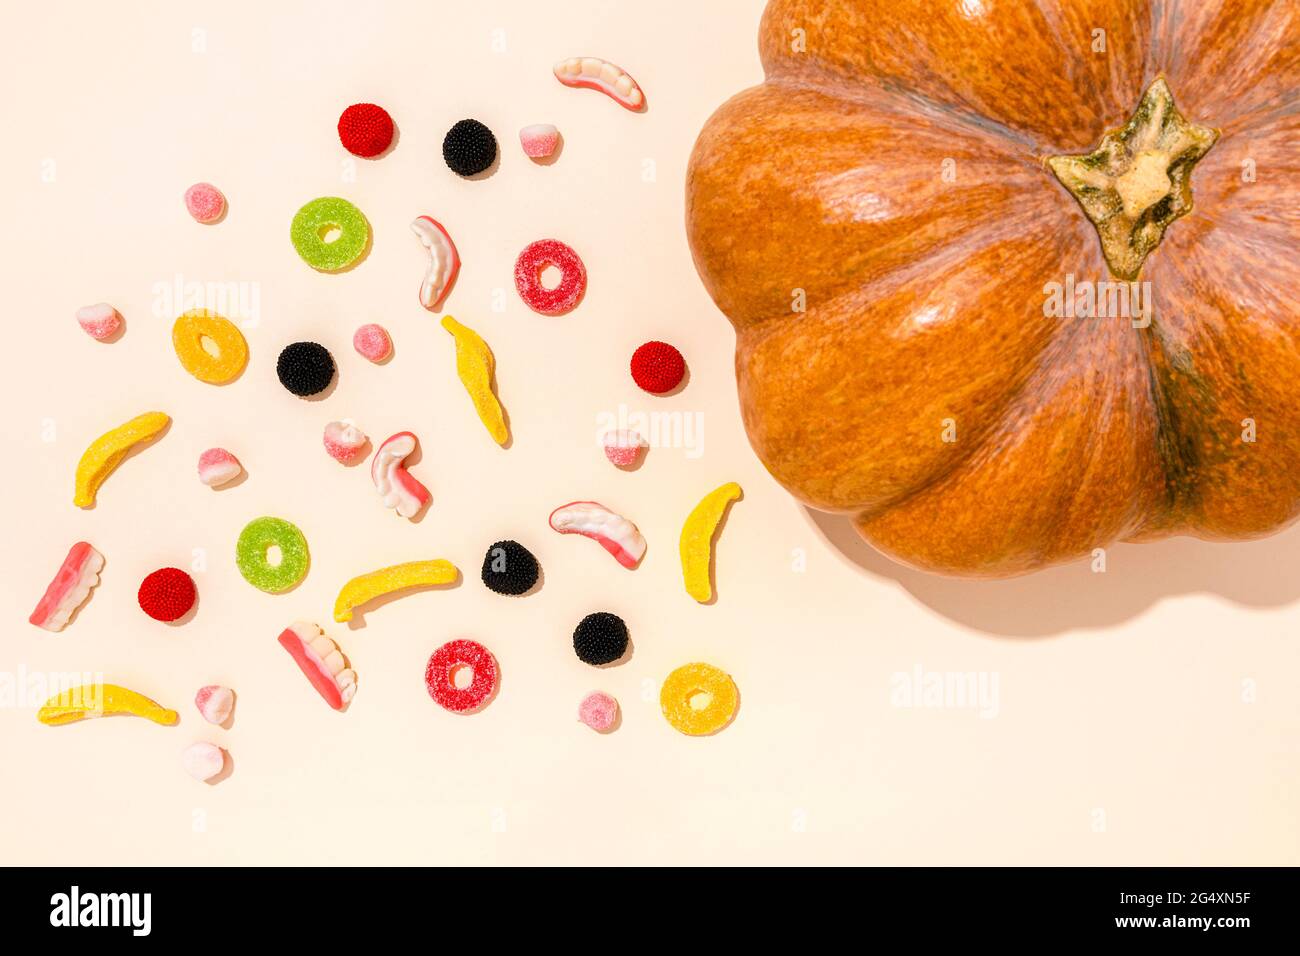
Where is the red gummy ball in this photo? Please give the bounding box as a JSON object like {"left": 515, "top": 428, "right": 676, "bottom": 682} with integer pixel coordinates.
{"left": 337, "top": 103, "right": 394, "bottom": 158}
{"left": 630, "top": 341, "right": 686, "bottom": 394}
{"left": 138, "top": 567, "right": 197, "bottom": 622}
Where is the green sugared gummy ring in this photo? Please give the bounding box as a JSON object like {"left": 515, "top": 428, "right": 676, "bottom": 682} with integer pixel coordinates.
{"left": 290, "top": 197, "right": 370, "bottom": 272}
{"left": 236, "top": 517, "right": 310, "bottom": 593}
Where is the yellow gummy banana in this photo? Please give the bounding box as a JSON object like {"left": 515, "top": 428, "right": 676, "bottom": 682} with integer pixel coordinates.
{"left": 37, "top": 683, "right": 178, "bottom": 726}
{"left": 679, "top": 482, "right": 743, "bottom": 603}
{"left": 442, "top": 316, "right": 508, "bottom": 446}
{"left": 73, "top": 411, "right": 170, "bottom": 507}
{"left": 333, "top": 559, "right": 460, "bottom": 622}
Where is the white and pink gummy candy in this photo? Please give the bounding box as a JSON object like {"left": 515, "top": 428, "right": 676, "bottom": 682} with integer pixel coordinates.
{"left": 579, "top": 692, "right": 618, "bottom": 732}
{"left": 353, "top": 323, "right": 392, "bottom": 362}
{"left": 76, "top": 303, "right": 122, "bottom": 341}
{"left": 323, "top": 420, "right": 368, "bottom": 463}
{"left": 195, "top": 685, "right": 235, "bottom": 725}
{"left": 601, "top": 429, "right": 647, "bottom": 467}
{"left": 520, "top": 124, "right": 559, "bottom": 159}
{"left": 198, "top": 448, "right": 242, "bottom": 487}
{"left": 182, "top": 742, "right": 227, "bottom": 781}
{"left": 184, "top": 182, "right": 226, "bottom": 223}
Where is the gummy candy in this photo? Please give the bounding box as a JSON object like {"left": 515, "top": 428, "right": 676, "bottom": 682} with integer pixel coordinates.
{"left": 442, "top": 119, "right": 497, "bottom": 177}
{"left": 37, "top": 683, "right": 178, "bottom": 727}
{"left": 278, "top": 621, "right": 356, "bottom": 711}
{"left": 76, "top": 303, "right": 121, "bottom": 341}
{"left": 372, "top": 432, "right": 431, "bottom": 519}
{"left": 578, "top": 692, "right": 618, "bottom": 732}
{"left": 277, "top": 341, "right": 335, "bottom": 396}
{"left": 290, "top": 196, "right": 370, "bottom": 272}
{"left": 660, "top": 663, "right": 737, "bottom": 736}
{"left": 550, "top": 501, "right": 646, "bottom": 569}
{"left": 333, "top": 559, "right": 459, "bottom": 623}
{"left": 29, "top": 542, "right": 103, "bottom": 631}
{"left": 337, "top": 103, "right": 394, "bottom": 158}
{"left": 353, "top": 323, "right": 392, "bottom": 362}
{"left": 182, "top": 742, "right": 226, "bottom": 781}
{"left": 631, "top": 340, "right": 685, "bottom": 394}
{"left": 425, "top": 639, "right": 498, "bottom": 714}
{"left": 184, "top": 182, "right": 226, "bottom": 223}
{"left": 679, "top": 482, "right": 742, "bottom": 602}
{"left": 73, "top": 411, "right": 170, "bottom": 508}
{"left": 442, "top": 316, "right": 508, "bottom": 445}
{"left": 514, "top": 239, "right": 586, "bottom": 316}
{"left": 198, "top": 448, "right": 242, "bottom": 487}
{"left": 553, "top": 57, "right": 646, "bottom": 111}
{"left": 412, "top": 216, "right": 460, "bottom": 310}
{"left": 138, "top": 567, "right": 196, "bottom": 622}
{"left": 602, "top": 430, "right": 647, "bottom": 467}
{"left": 520, "top": 124, "right": 559, "bottom": 159}
{"left": 195, "top": 685, "right": 234, "bottom": 725}
{"left": 172, "top": 309, "right": 248, "bottom": 384}
{"left": 235, "top": 516, "right": 309, "bottom": 593}
{"left": 323, "top": 420, "right": 367, "bottom": 463}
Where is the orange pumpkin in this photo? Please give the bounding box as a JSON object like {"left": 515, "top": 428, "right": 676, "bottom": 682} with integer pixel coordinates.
{"left": 686, "top": 0, "right": 1300, "bottom": 577}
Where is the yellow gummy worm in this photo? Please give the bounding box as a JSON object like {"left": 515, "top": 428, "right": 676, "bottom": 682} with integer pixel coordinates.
{"left": 441, "top": 316, "right": 508, "bottom": 446}
{"left": 73, "top": 411, "right": 170, "bottom": 508}
{"left": 333, "top": 559, "right": 460, "bottom": 622}
{"left": 37, "top": 683, "right": 178, "bottom": 727}
{"left": 679, "top": 482, "right": 743, "bottom": 603}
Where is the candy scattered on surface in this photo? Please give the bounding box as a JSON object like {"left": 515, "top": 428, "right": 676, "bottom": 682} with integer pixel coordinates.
{"left": 578, "top": 691, "right": 619, "bottom": 732}
{"left": 660, "top": 663, "right": 738, "bottom": 736}
{"left": 277, "top": 341, "right": 336, "bottom": 397}
{"left": 601, "top": 429, "right": 647, "bottom": 467}
{"left": 183, "top": 182, "right": 226, "bottom": 223}
{"left": 680, "top": 482, "right": 742, "bottom": 603}
{"left": 519, "top": 124, "right": 559, "bottom": 158}
{"left": 29, "top": 542, "right": 103, "bottom": 632}
{"left": 37, "top": 683, "right": 178, "bottom": 727}
{"left": 182, "top": 742, "right": 226, "bottom": 781}
{"left": 411, "top": 216, "right": 460, "bottom": 310}
{"left": 480, "top": 540, "right": 539, "bottom": 596}
{"left": 290, "top": 196, "right": 370, "bottom": 272}
{"left": 74, "top": 411, "right": 170, "bottom": 508}
{"left": 549, "top": 501, "right": 646, "bottom": 569}
{"left": 631, "top": 340, "right": 685, "bottom": 394}
{"left": 553, "top": 56, "right": 646, "bottom": 111}
{"left": 337, "top": 102, "right": 394, "bottom": 157}
{"left": 425, "top": 639, "right": 498, "bottom": 713}
{"left": 333, "top": 559, "right": 459, "bottom": 623}
{"left": 195, "top": 685, "right": 235, "bottom": 725}
{"left": 198, "top": 447, "right": 242, "bottom": 487}
{"left": 572, "top": 612, "right": 629, "bottom": 666}
{"left": 75, "top": 303, "right": 121, "bottom": 341}
{"left": 138, "top": 567, "right": 197, "bottom": 622}
{"left": 442, "top": 316, "right": 508, "bottom": 445}
{"left": 172, "top": 309, "right": 248, "bottom": 384}
{"left": 323, "top": 420, "right": 368, "bottom": 463}
{"left": 352, "top": 323, "right": 392, "bottom": 362}
{"left": 442, "top": 119, "right": 497, "bottom": 176}
{"left": 236, "top": 516, "right": 310, "bottom": 593}
{"left": 514, "top": 239, "right": 586, "bottom": 315}
{"left": 371, "top": 432, "right": 431, "bottom": 519}
{"left": 277, "top": 621, "right": 356, "bottom": 711}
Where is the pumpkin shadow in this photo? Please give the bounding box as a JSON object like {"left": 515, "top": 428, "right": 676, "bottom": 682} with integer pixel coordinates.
{"left": 803, "top": 506, "right": 1300, "bottom": 638}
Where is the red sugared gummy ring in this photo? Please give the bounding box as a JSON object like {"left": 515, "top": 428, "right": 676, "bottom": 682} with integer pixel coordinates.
{"left": 425, "top": 639, "right": 498, "bottom": 713}
{"left": 631, "top": 340, "right": 686, "bottom": 394}
{"left": 514, "top": 239, "right": 586, "bottom": 316}
{"left": 338, "top": 103, "right": 394, "bottom": 158}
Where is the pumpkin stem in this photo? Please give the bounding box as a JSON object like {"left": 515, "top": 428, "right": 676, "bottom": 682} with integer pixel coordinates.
{"left": 1047, "top": 78, "right": 1218, "bottom": 280}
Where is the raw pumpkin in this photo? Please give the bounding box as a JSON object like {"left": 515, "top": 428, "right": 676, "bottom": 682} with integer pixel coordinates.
{"left": 686, "top": 0, "right": 1300, "bottom": 577}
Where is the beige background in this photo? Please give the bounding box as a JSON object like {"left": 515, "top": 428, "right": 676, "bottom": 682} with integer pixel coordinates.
{"left": 2, "top": 0, "right": 1296, "bottom": 866}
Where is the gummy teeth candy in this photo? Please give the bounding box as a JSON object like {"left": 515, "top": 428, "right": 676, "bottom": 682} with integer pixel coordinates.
{"left": 37, "top": 683, "right": 178, "bottom": 727}
{"left": 680, "top": 482, "right": 742, "bottom": 603}
{"left": 553, "top": 57, "right": 645, "bottom": 111}
{"left": 277, "top": 622, "right": 357, "bottom": 711}
{"left": 333, "top": 559, "right": 459, "bottom": 623}
{"left": 549, "top": 501, "right": 646, "bottom": 569}
{"left": 29, "top": 542, "right": 104, "bottom": 631}
{"left": 411, "top": 216, "right": 460, "bottom": 311}
{"left": 372, "top": 432, "right": 431, "bottom": 519}
{"left": 73, "top": 411, "right": 170, "bottom": 508}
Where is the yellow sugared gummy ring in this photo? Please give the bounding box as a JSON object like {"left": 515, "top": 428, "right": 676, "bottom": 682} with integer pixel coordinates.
{"left": 660, "top": 662, "right": 739, "bottom": 736}
{"left": 172, "top": 309, "right": 248, "bottom": 384}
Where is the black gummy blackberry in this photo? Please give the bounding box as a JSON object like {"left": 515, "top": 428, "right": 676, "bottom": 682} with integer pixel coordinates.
{"left": 480, "top": 540, "right": 539, "bottom": 596}
{"left": 277, "top": 341, "right": 335, "bottom": 397}
{"left": 442, "top": 119, "right": 497, "bottom": 177}
{"left": 572, "top": 612, "right": 629, "bottom": 666}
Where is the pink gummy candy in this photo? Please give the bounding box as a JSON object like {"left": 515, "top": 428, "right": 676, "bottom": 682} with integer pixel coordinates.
{"left": 198, "top": 448, "right": 242, "bottom": 487}
{"left": 323, "top": 420, "right": 368, "bottom": 463}
{"left": 195, "top": 685, "right": 235, "bottom": 724}
{"left": 184, "top": 182, "right": 226, "bottom": 223}
{"left": 76, "top": 303, "right": 122, "bottom": 341}
{"left": 520, "top": 124, "right": 559, "bottom": 159}
{"left": 353, "top": 323, "right": 392, "bottom": 362}
{"left": 578, "top": 692, "right": 618, "bottom": 732}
